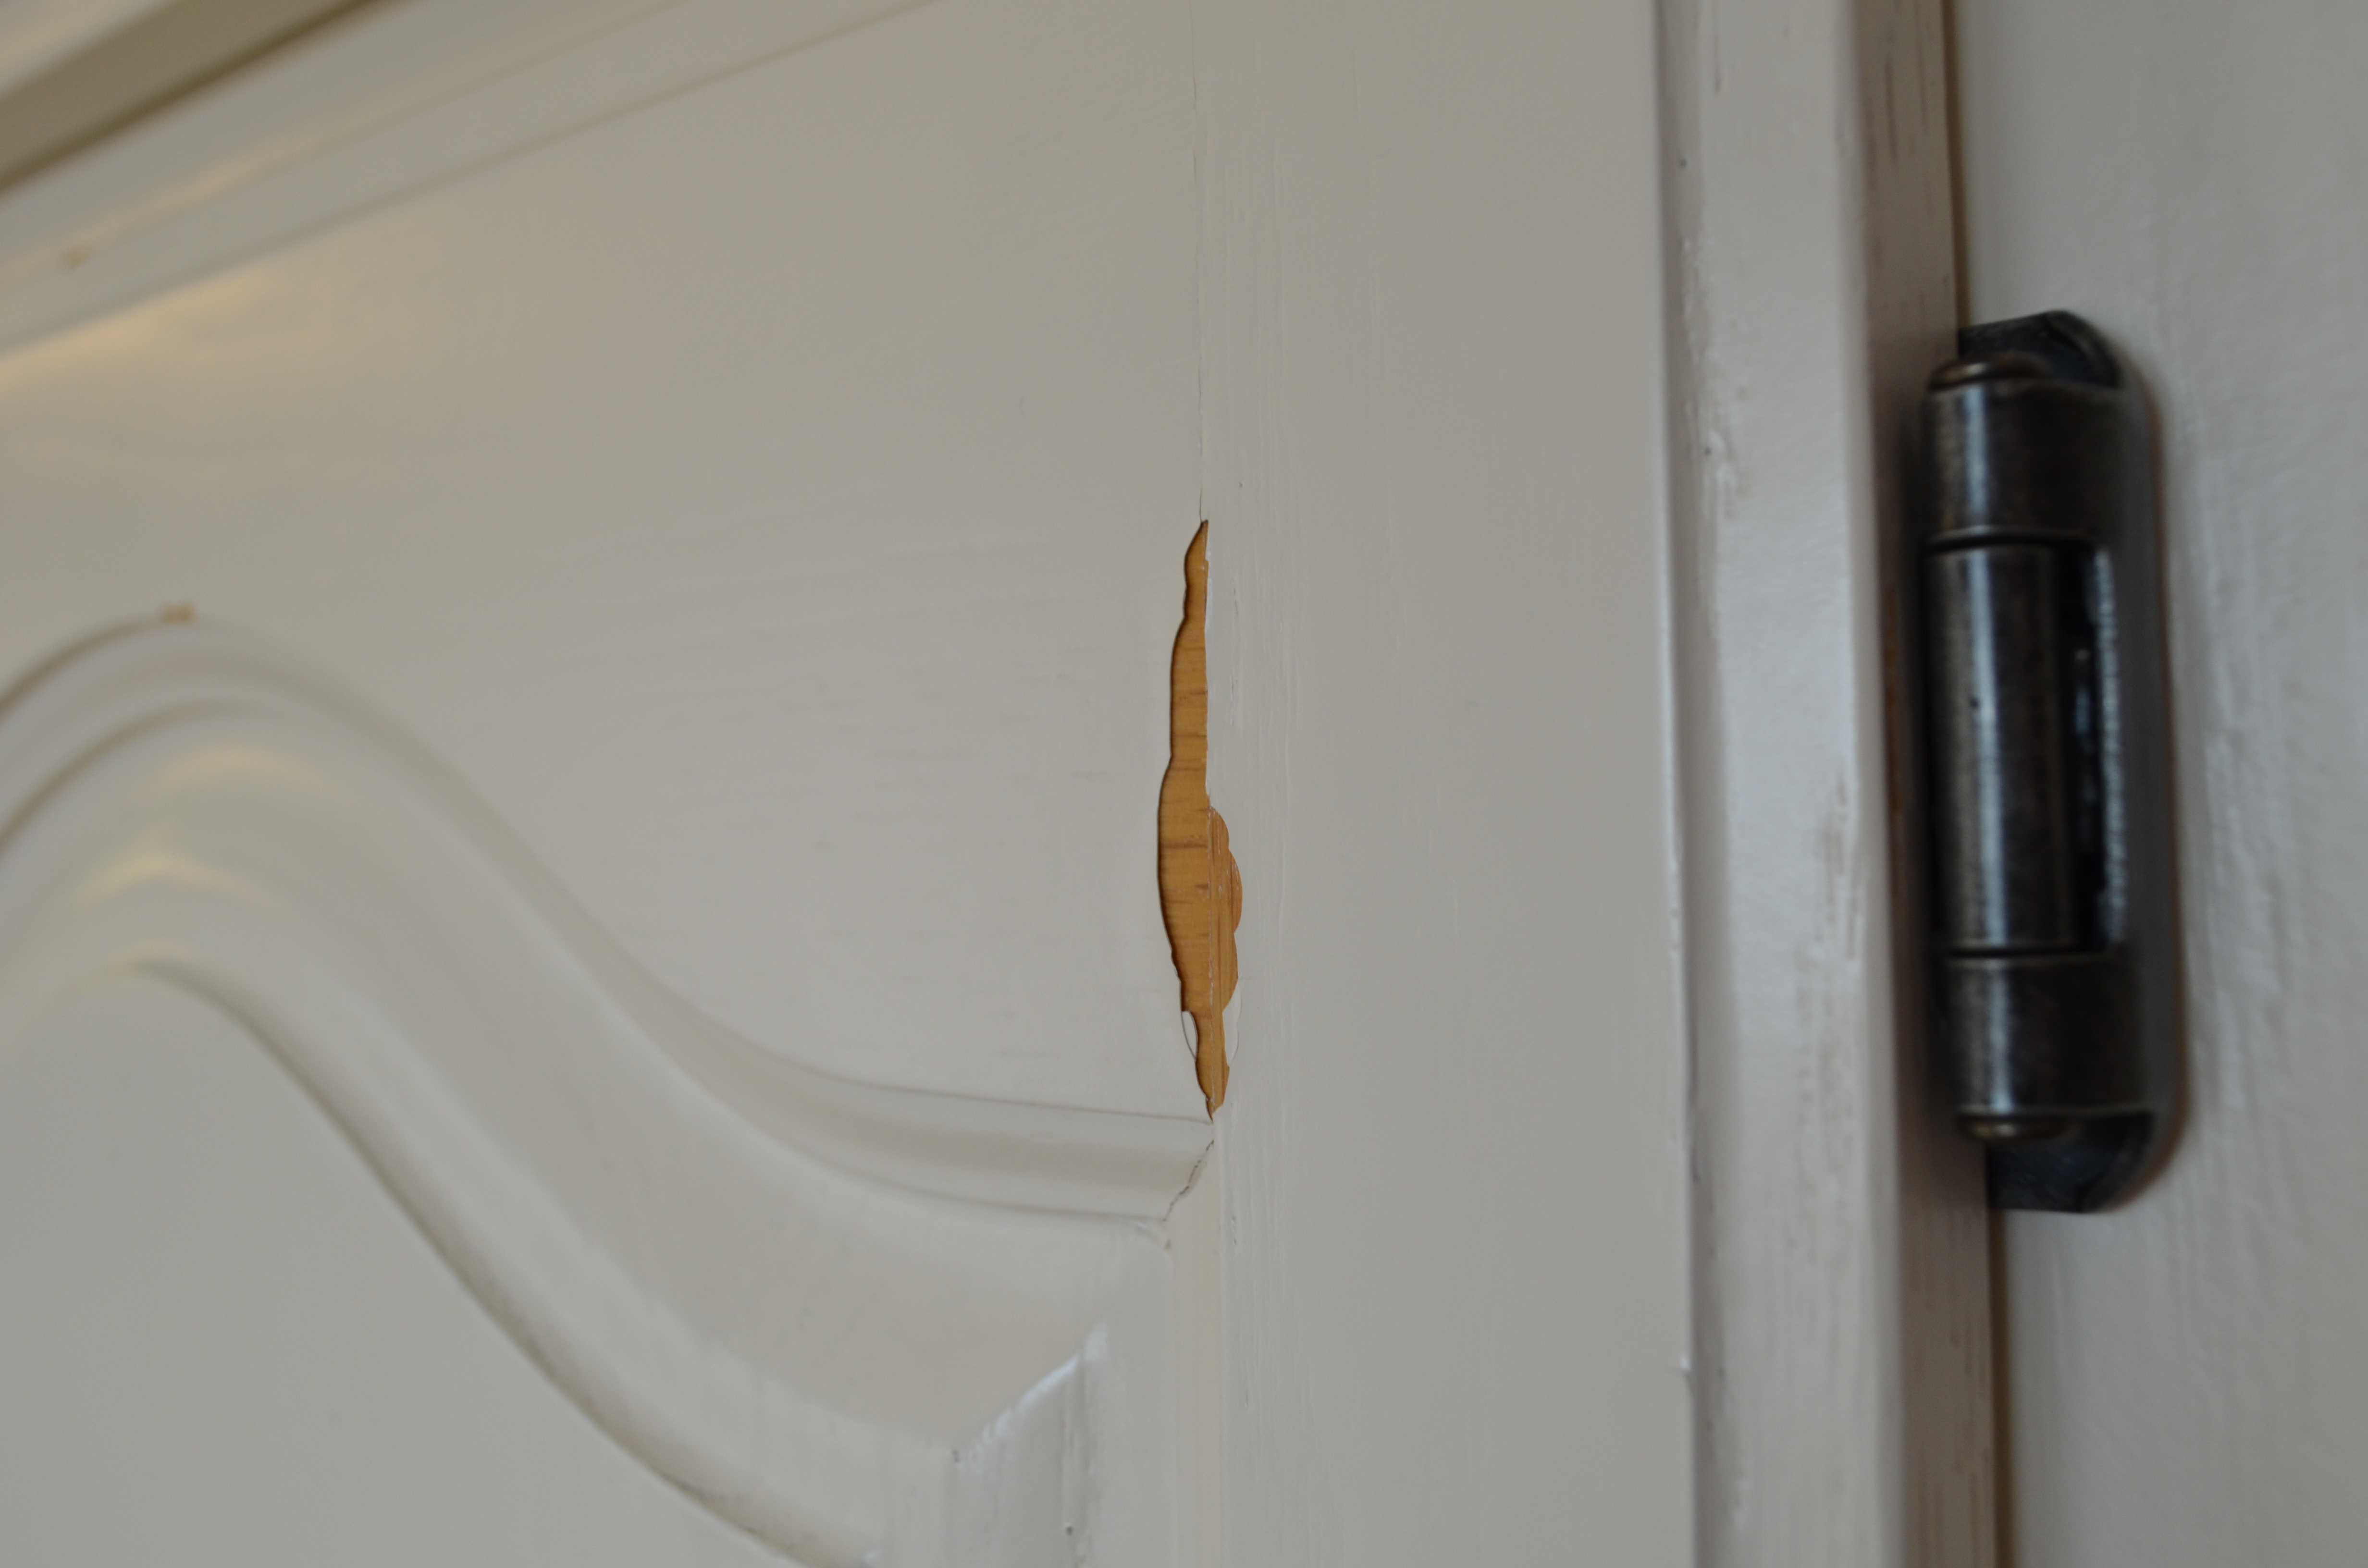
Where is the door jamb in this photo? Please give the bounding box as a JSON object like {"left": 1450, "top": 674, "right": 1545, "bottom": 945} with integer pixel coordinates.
{"left": 1662, "top": 1, "right": 1995, "bottom": 1563}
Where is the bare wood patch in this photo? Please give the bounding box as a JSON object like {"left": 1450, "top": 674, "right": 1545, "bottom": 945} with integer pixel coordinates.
{"left": 1158, "top": 523, "right": 1240, "bottom": 1113}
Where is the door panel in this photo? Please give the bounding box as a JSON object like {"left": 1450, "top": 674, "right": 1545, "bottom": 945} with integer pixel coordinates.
{"left": 0, "top": 5, "right": 1212, "bottom": 1561}
{"left": 0, "top": 0, "right": 1204, "bottom": 1117}
{"left": 0, "top": 978, "right": 778, "bottom": 1568}
{"left": 0, "top": 624, "right": 1201, "bottom": 1565}
{"left": 0, "top": 0, "right": 1720, "bottom": 1563}
{"left": 1191, "top": 3, "right": 1697, "bottom": 1562}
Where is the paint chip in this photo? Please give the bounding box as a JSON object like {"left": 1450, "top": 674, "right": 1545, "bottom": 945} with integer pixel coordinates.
{"left": 1158, "top": 523, "right": 1241, "bottom": 1113}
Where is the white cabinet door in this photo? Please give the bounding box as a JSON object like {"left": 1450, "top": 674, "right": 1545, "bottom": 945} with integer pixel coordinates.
{"left": 0, "top": 1, "right": 1977, "bottom": 1564}
{"left": 0, "top": 977, "right": 788, "bottom": 1568}
{"left": 1958, "top": 5, "right": 2368, "bottom": 1565}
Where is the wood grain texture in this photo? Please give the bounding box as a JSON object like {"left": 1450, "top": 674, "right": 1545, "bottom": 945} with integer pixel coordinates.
{"left": 1157, "top": 523, "right": 1238, "bottom": 1113}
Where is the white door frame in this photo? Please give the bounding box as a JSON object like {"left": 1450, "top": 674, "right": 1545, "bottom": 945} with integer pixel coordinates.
{"left": 1666, "top": 0, "right": 1991, "bottom": 1563}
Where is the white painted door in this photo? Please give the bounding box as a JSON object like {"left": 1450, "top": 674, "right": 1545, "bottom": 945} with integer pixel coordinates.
{"left": 0, "top": 2, "right": 1723, "bottom": 1565}
{"left": 1956, "top": 5, "right": 2368, "bottom": 1565}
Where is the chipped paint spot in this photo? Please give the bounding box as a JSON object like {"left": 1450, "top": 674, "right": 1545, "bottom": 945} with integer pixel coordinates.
{"left": 1158, "top": 523, "right": 1240, "bottom": 1113}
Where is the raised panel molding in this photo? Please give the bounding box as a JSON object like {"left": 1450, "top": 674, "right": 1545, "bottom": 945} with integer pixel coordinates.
{"left": 0, "top": 0, "right": 915, "bottom": 355}
{"left": 0, "top": 620, "right": 1211, "bottom": 1567}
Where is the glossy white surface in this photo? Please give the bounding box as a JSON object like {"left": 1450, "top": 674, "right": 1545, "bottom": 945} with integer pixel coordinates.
{"left": 0, "top": 0, "right": 174, "bottom": 94}
{"left": 0, "top": 624, "right": 1202, "bottom": 1566}
{"left": 0, "top": 0, "right": 1207, "bottom": 1121}
{"left": 0, "top": 0, "right": 1965, "bottom": 1558}
{"left": 0, "top": 977, "right": 782, "bottom": 1568}
{"left": 1959, "top": 4, "right": 2368, "bottom": 1563}
{"left": 1661, "top": 1, "right": 1992, "bottom": 1563}
{"left": 1197, "top": 2, "right": 1694, "bottom": 1562}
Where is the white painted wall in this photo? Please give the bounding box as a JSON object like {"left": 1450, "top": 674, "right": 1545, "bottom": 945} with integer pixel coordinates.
{"left": 1956, "top": 4, "right": 2368, "bottom": 1562}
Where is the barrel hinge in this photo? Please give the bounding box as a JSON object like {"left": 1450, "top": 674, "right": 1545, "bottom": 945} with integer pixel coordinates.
{"left": 1909, "top": 310, "right": 2181, "bottom": 1213}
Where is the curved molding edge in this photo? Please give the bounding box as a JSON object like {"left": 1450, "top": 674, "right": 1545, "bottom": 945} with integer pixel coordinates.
{"left": 0, "top": 622, "right": 1208, "bottom": 1567}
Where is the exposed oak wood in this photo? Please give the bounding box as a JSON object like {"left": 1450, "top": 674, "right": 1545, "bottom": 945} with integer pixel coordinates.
{"left": 1158, "top": 522, "right": 1239, "bottom": 1114}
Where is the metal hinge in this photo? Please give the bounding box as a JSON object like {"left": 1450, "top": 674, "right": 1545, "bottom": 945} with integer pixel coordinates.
{"left": 1909, "top": 311, "right": 2181, "bottom": 1213}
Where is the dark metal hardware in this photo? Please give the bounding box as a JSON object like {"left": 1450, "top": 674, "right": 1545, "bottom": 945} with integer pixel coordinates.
{"left": 1912, "top": 311, "right": 2180, "bottom": 1212}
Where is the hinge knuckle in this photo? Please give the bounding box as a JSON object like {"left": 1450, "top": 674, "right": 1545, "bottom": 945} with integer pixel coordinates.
{"left": 1911, "top": 312, "right": 2182, "bottom": 1212}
